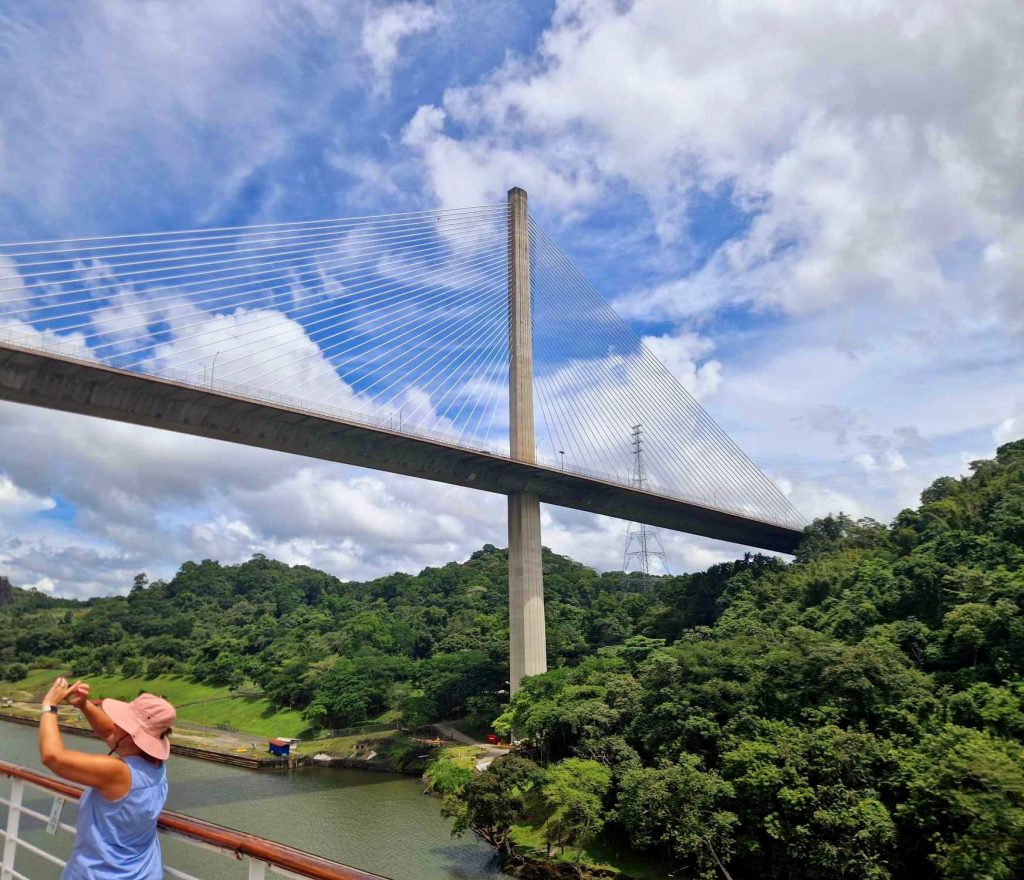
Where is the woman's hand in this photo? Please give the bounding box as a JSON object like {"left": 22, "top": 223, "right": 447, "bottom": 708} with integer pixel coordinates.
{"left": 41, "top": 676, "right": 76, "bottom": 709}
{"left": 67, "top": 681, "right": 90, "bottom": 709}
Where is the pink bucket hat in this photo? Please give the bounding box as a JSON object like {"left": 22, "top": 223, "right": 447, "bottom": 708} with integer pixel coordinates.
{"left": 101, "top": 694, "right": 176, "bottom": 761}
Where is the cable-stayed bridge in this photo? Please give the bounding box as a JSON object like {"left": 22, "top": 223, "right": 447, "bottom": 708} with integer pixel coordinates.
{"left": 0, "top": 188, "right": 804, "bottom": 691}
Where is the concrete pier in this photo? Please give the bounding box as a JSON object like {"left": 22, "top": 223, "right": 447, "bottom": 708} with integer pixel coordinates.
{"left": 506, "top": 187, "right": 547, "bottom": 695}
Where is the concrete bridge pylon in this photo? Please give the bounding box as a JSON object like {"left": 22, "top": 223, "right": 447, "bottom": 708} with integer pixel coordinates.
{"left": 507, "top": 186, "right": 546, "bottom": 696}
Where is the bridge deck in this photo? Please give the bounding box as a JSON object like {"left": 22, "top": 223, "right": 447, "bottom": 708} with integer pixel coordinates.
{"left": 0, "top": 342, "right": 802, "bottom": 554}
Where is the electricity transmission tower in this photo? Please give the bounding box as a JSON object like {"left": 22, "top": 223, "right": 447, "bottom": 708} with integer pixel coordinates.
{"left": 622, "top": 424, "right": 668, "bottom": 591}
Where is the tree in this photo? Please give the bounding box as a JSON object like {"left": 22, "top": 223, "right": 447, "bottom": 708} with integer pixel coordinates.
{"left": 442, "top": 756, "right": 544, "bottom": 858}
{"left": 721, "top": 723, "right": 896, "bottom": 880}
{"left": 423, "top": 753, "right": 475, "bottom": 797}
{"left": 895, "top": 725, "right": 1024, "bottom": 880}
{"left": 2, "top": 663, "right": 27, "bottom": 682}
{"left": 541, "top": 758, "right": 611, "bottom": 870}
{"left": 302, "top": 659, "right": 373, "bottom": 729}
{"left": 618, "top": 755, "right": 737, "bottom": 880}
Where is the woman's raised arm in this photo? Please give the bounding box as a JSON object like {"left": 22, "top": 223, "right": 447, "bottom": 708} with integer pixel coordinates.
{"left": 38, "top": 677, "right": 131, "bottom": 800}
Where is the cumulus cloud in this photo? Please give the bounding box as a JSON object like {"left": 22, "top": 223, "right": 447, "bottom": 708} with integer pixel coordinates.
{"left": 0, "top": 475, "right": 56, "bottom": 520}
{"left": 0, "top": 1, "right": 366, "bottom": 227}
{"left": 405, "top": 0, "right": 1024, "bottom": 321}
{"left": 362, "top": 2, "right": 443, "bottom": 94}
{"left": 641, "top": 331, "right": 722, "bottom": 401}
{"left": 994, "top": 406, "right": 1024, "bottom": 445}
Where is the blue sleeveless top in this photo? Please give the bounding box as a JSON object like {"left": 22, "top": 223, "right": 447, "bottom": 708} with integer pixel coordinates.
{"left": 63, "top": 756, "right": 167, "bottom": 880}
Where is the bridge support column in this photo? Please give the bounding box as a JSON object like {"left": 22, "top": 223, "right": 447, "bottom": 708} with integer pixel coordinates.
{"left": 507, "top": 186, "right": 546, "bottom": 696}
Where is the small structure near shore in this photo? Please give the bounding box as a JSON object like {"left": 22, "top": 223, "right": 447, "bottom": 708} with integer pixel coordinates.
{"left": 268, "top": 738, "right": 291, "bottom": 757}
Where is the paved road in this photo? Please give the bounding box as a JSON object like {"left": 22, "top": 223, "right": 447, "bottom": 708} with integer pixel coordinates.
{"left": 432, "top": 721, "right": 507, "bottom": 770}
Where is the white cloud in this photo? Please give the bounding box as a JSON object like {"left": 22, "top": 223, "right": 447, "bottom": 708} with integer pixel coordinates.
{"left": 541, "top": 505, "right": 738, "bottom": 575}
{"left": 0, "top": 475, "right": 56, "bottom": 519}
{"left": 405, "top": 0, "right": 1023, "bottom": 325}
{"left": 21, "top": 576, "right": 55, "bottom": 593}
{"left": 641, "top": 331, "right": 722, "bottom": 401}
{"left": 994, "top": 407, "right": 1023, "bottom": 446}
{"left": 362, "top": 2, "right": 443, "bottom": 95}
{"left": 0, "top": 2, "right": 365, "bottom": 225}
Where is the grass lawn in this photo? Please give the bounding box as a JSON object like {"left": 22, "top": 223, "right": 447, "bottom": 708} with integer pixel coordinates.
{"left": 0, "top": 667, "right": 67, "bottom": 697}
{"left": 305, "top": 729, "right": 398, "bottom": 756}
{"left": 0, "top": 669, "right": 312, "bottom": 739}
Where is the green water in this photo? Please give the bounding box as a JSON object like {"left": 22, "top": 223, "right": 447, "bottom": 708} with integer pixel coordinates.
{"left": 0, "top": 720, "right": 503, "bottom": 879}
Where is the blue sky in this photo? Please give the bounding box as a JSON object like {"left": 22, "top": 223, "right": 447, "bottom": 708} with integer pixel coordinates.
{"left": 0, "top": 0, "right": 1022, "bottom": 598}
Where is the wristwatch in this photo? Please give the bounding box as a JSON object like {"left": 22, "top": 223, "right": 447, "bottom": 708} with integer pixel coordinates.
{"left": 40, "top": 704, "right": 59, "bottom": 714}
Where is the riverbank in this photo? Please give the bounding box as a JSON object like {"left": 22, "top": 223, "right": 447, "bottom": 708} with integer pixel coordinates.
{"left": 0, "top": 709, "right": 292, "bottom": 769}
{"left": 1, "top": 671, "right": 450, "bottom": 775}
{"left": 0, "top": 702, "right": 437, "bottom": 775}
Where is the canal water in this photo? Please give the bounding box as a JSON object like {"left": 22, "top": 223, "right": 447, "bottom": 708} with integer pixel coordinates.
{"left": 0, "top": 720, "right": 504, "bottom": 880}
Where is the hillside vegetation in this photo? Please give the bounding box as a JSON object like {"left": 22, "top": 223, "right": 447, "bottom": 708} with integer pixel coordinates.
{"left": 0, "top": 528, "right": 653, "bottom": 734}
{"left": 440, "top": 440, "right": 1024, "bottom": 880}
{"left": 2, "top": 440, "right": 1023, "bottom": 879}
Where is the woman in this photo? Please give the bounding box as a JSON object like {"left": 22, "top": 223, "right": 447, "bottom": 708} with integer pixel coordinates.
{"left": 38, "top": 676, "right": 176, "bottom": 879}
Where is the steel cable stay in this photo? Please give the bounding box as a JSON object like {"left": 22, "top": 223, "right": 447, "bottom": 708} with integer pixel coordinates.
{"left": 181, "top": 253, "right": 508, "bottom": 388}
{"left": 79, "top": 234, "right": 506, "bottom": 370}
{"left": 31, "top": 255, "right": 503, "bottom": 409}
{"left": 0, "top": 231, "right": 505, "bottom": 368}
{"left": 528, "top": 221, "right": 803, "bottom": 526}
{"left": 531, "top": 281, "right": 630, "bottom": 479}
{"left": 528, "top": 222, "right": 761, "bottom": 501}
{"left": 536, "top": 240, "right": 790, "bottom": 522}
{"left": 321, "top": 283, "right": 509, "bottom": 426}
{"left": 27, "top": 231, "right": 506, "bottom": 376}
{"left": 0, "top": 213, "right": 504, "bottom": 317}
{"left": 395, "top": 312, "right": 511, "bottom": 437}
{"left": 530, "top": 237, "right": 716, "bottom": 497}
{"left": 101, "top": 244, "right": 505, "bottom": 381}
{"left": 0, "top": 213, "right": 503, "bottom": 291}
{"left": 529, "top": 245, "right": 596, "bottom": 472}
{"left": 480, "top": 356, "right": 510, "bottom": 447}
{"left": 406, "top": 299, "right": 511, "bottom": 428}
{"left": 530, "top": 236, "right": 634, "bottom": 478}
{"left": 251, "top": 262, "right": 508, "bottom": 404}
{"left": 530, "top": 231, "right": 680, "bottom": 484}
{"left": 529, "top": 219, "right": 799, "bottom": 519}
{"left": 0, "top": 203, "right": 506, "bottom": 252}
{"left": 306, "top": 277, "right": 509, "bottom": 421}
{"left": 0, "top": 204, "right": 505, "bottom": 273}
{"left": 440, "top": 334, "right": 510, "bottom": 443}
{"left": 280, "top": 272, "right": 506, "bottom": 410}
{"left": 0, "top": 249, "right": 503, "bottom": 444}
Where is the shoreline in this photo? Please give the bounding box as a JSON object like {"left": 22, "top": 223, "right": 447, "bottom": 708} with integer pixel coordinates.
{"left": 0, "top": 710, "right": 292, "bottom": 769}
{"left": 0, "top": 711, "right": 433, "bottom": 776}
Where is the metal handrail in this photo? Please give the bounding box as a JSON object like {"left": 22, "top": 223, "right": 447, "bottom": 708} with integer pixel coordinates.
{"left": 0, "top": 760, "right": 388, "bottom": 880}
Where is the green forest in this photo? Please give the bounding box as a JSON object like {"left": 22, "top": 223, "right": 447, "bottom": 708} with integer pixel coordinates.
{"left": 3, "top": 440, "right": 1024, "bottom": 879}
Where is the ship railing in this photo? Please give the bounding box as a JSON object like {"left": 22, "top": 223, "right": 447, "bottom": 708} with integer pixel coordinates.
{"left": 0, "top": 761, "right": 387, "bottom": 880}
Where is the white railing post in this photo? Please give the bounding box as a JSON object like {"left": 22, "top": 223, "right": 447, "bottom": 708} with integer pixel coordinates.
{"left": 1, "top": 778, "right": 24, "bottom": 880}
{"left": 247, "top": 859, "right": 267, "bottom": 880}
